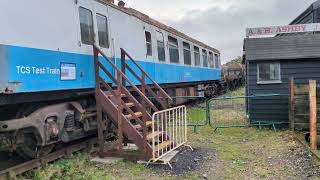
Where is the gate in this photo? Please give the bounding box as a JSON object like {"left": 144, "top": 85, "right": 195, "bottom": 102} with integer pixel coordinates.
{"left": 209, "top": 94, "right": 289, "bottom": 131}
{"left": 209, "top": 96, "right": 247, "bottom": 130}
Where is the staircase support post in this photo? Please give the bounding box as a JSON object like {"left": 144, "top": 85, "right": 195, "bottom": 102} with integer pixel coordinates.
{"left": 121, "top": 49, "right": 126, "bottom": 87}
{"left": 117, "top": 71, "right": 123, "bottom": 153}
{"left": 141, "top": 73, "right": 148, "bottom": 157}
{"left": 93, "top": 46, "right": 105, "bottom": 156}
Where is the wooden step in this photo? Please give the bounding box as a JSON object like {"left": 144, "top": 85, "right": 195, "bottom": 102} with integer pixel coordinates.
{"left": 104, "top": 91, "right": 126, "bottom": 97}
{"left": 147, "top": 131, "right": 162, "bottom": 141}
{"left": 125, "top": 102, "right": 135, "bottom": 107}
{"left": 125, "top": 112, "right": 143, "bottom": 119}
{"left": 156, "top": 140, "right": 173, "bottom": 151}
{"left": 107, "top": 93, "right": 126, "bottom": 97}
{"left": 133, "top": 121, "right": 153, "bottom": 130}
{"left": 116, "top": 102, "right": 135, "bottom": 108}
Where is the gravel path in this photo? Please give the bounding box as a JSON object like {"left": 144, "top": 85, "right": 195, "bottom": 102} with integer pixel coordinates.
{"left": 149, "top": 146, "right": 224, "bottom": 178}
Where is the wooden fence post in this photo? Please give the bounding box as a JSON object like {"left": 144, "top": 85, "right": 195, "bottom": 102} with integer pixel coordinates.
{"left": 309, "top": 80, "right": 317, "bottom": 150}
{"left": 289, "top": 77, "right": 295, "bottom": 131}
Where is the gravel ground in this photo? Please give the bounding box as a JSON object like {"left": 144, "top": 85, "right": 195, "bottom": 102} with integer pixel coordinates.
{"left": 149, "top": 146, "right": 224, "bottom": 178}
{"left": 275, "top": 139, "right": 320, "bottom": 179}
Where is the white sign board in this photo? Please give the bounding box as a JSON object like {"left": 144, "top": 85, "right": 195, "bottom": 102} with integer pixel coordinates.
{"left": 246, "top": 23, "right": 320, "bottom": 37}
{"left": 61, "top": 63, "right": 76, "bottom": 80}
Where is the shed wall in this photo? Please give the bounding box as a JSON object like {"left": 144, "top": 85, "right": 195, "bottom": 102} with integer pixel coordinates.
{"left": 247, "top": 59, "right": 320, "bottom": 125}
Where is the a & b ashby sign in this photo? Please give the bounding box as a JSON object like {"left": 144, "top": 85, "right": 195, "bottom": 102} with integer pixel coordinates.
{"left": 246, "top": 23, "right": 320, "bottom": 37}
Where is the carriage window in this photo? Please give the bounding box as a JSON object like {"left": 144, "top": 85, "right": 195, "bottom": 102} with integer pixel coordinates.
{"left": 79, "top": 7, "right": 94, "bottom": 45}
{"left": 194, "top": 46, "right": 201, "bottom": 66}
{"left": 156, "top": 31, "right": 165, "bottom": 62}
{"left": 168, "top": 36, "right": 179, "bottom": 63}
{"left": 209, "top": 52, "right": 214, "bottom": 68}
{"left": 202, "top": 49, "right": 208, "bottom": 67}
{"left": 96, "top": 14, "right": 109, "bottom": 48}
{"left": 215, "top": 54, "right": 220, "bottom": 68}
{"left": 257, "top": 62, "right": 281, "bottom": 84}
{"left": 145, "top": 31, "right": 152, "bottom": 56}
{"left": 183, "top": 42, "right": 191, "bottom": 65}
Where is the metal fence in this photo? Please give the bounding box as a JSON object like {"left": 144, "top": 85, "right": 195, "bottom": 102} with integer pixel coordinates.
{"left": 208, "top": 94, "right": 289, "bottom": 131}
{"left": 151, "top": 105, "right": 188, "bottom": 162}
{"left": 209, "top": 96, "right": 247, "bottom": 130}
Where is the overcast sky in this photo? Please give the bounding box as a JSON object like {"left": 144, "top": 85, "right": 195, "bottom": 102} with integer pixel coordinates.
{"left": 125, "top": 0, "right": 316, "bottom": 63}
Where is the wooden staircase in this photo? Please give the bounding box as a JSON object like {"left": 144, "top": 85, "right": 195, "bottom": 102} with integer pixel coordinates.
{"left": 93, "top": 45, "right": 174, "bottom": 160}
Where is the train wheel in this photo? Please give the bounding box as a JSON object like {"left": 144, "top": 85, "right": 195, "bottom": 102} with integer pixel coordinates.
{"left": 16, "top": 132, "right": 54, "bottom": 160}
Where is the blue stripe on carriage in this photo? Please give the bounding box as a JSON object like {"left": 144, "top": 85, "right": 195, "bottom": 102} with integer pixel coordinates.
{"left": 2, "top": 45, "right": 221, "bottom": 93}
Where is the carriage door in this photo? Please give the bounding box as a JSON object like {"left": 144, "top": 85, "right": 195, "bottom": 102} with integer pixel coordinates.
{"left": 143, "top": 25, "right": 156, "bottom": 83}
{"left": 93, "top": 3, "right": 112, "bottom": 56}
{"left": 77, "top": 0, "right": 113, "bottom": 85}
{"left": 76, "top": 0, "right": 95, "bottom": 87}
{"left": 93, "top": 3, "right": 114, "bottom": 82}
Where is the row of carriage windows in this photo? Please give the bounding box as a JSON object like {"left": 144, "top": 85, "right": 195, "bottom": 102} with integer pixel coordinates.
{"left": 79, "top": 7, "right": 219, "bottom": 68}
{"left": 148, "top": 32, "right": 220, "bottom": 68}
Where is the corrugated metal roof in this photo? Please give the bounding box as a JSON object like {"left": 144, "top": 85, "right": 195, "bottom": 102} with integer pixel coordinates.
{"left": 245, "top": 34, "right": 320, "bottom": 61}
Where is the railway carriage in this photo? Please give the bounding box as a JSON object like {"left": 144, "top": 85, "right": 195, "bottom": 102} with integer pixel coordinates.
{"left": 0, "top": 0, "right": 222, "bottom": 159}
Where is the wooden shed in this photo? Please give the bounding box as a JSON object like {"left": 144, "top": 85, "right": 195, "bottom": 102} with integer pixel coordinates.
{"left": 244, "top": 34, "right": 320, "bottom": 126}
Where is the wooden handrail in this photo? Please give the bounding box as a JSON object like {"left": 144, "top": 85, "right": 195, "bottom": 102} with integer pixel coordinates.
{"left": 120, "top": 48, "right": 172, "bottom": 101}
{"left": 99, "top": 62, "right": 158, "bottom": 118}
{"left": 93, "top": 44, "right": 157, "bottom": 112}
{"left": 124, "top": 64, "right": 166, "bottom": 109}
{"left": 100, "top": 77, "right": 154, "bottom": 123}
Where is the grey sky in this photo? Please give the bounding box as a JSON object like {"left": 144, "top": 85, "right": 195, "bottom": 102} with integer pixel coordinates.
{"left": 125, "top": 0, "right": 316, "bottom": 63}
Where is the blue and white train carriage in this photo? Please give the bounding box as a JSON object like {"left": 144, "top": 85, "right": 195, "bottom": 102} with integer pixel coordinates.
{"left": 0, "top": 0, "right": 221, "bottom": 158}
{"left": 0, "top": 0, "right": 221, "bottom": 97}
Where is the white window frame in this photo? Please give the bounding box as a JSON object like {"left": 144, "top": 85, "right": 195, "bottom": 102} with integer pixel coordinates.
{"left": 193, "top": 46, "right": 201, "bottom": 67}
{"left": 145, "top": 31, "right": 152, "bottom": 56}
{"left": 168, "top": 35, "right": 180, "bottom": 64}
{"left": 257, "top": 62, "right": 282, "bottom": 84}
{"left": 183, "top": 41, "right": 192, "bottom": 66}
{"left": 202, "top": 49, "right": 208, "bottom": 68}
{"left": 156, "top": 31, "right": 166, "bottom": 62}
{"left": 96, "top": 13, "right": 110, "bottom": 48}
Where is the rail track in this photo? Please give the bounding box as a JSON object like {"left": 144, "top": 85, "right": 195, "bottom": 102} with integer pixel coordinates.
{"left": 0, "top": 137, "right": 97, "bottom": 180}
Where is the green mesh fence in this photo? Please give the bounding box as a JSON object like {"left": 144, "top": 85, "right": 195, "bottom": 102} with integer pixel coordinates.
{"left": 210, "top": 96, "right": 247, "bottom": 130}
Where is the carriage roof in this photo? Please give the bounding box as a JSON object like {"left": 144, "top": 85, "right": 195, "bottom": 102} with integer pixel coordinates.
{"left": 96, "top": 0, "right": 220, "bottom": 54}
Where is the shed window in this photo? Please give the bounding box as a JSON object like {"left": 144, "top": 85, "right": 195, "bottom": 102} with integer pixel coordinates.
{"left": 168, "top": 36, "right": 179, "bottom": 63}
{"left": 79, "top": 7, "right": 94, "bottom": 45}
{"left": 96, "top": 14, "right": 109, "bottom": 48}
{"left": 202, "top": 49, "right": 208, "bottom": 67}
{"left": 156, "top": 31, "right": 165, "bottom": 62}
{"left": 257, "top": 63, "right": 281, "bottom": 84}
{"left": 145, "top": 31, "right": 152, "bottom": 56}
{"left": 183, "top": 42, "right": 191, "bottom": 65}
{"left": 209, "top": 52, "right": 214, "bottom": 68}
{"left": 214, "top": 54, "right": 220, "bottom": 68}
{"left": 194, "top": 46, "right": 201, "bottom": 66}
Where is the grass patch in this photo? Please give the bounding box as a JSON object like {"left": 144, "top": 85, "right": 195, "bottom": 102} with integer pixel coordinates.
{"left": 187, "top": 104, "right": 207, "bottom": 124}
{"left": 22, "top": 153, "right": 151, "bottom": 180}
{"left": 188, "top": 126, "right": 296, "bottom": 179}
